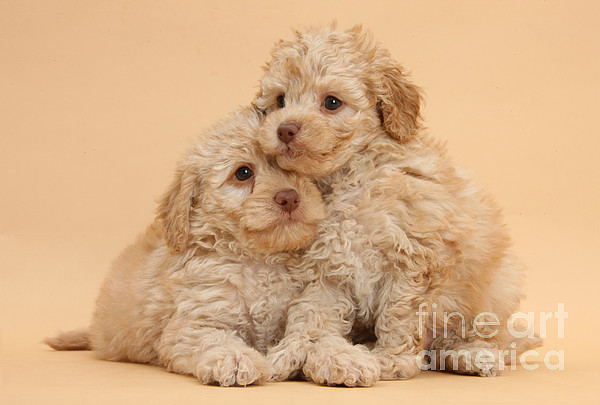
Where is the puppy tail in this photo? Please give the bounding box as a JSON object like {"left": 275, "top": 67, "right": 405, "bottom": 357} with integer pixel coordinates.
{"left": 44, "top": 327, "right": 91, "bottom": 351}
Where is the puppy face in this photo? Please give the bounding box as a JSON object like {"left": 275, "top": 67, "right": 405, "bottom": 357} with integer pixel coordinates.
{"left": 157, "top": 107, "right": 326, "bottom": 255}
{"left": 255, "top": 25, "right": 423, "bottom": 178}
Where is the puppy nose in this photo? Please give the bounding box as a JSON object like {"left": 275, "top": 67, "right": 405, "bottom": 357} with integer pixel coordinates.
{"left": 274, "top": 189, "right": 300, "bottom": 213}
{"left": 277, "top": 122, "right": 300, "bottom": 144}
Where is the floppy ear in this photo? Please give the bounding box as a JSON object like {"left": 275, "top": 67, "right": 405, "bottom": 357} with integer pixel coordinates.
{"left": 156, "top": 162, "right": 201, "bottom": 254}
{"left": 374, "top": 55, "right": 423, "bottom": 142}
{"left": 250, "top": 101, "right": 267, "bottom": 118}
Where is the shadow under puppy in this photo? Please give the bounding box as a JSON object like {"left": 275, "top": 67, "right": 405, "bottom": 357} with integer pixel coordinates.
{"left": 254, "top": 25, "right": 542, "bottom": 386}
{"left": 45, "top": 106, "right": 326, "bottom": 386}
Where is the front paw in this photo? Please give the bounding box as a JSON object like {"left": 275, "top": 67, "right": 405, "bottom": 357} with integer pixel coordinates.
{"left": 469, "top": 348, "right": 504, "bottom": 377}
{"left": 266, "top": 338, "right": 308, "bottom": 381}
{"left": 303, "top": 340, "right": 380, "bottom": 387}
{"left": 372, "top": 349, "right": 420, "bottom": 380}
{"left": 196, "top": 348, "right": 272, "bottom": 386}
{"left": 430, "top": 347, "right": 504, "bottom": 377}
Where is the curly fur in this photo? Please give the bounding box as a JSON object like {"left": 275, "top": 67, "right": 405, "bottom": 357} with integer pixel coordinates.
{"left": 254, "top": 24, "right": 542, "bottom": 385}
{"left": 45, "top": 106, "right": 327, "bottom": 386}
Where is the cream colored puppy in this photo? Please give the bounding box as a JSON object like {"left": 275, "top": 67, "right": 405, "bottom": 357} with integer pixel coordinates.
{"left": 254, "top": 25, "right": 541, "bottom": 385}
{"left": 45, "top": 106, "right": 326, "bottom": 386}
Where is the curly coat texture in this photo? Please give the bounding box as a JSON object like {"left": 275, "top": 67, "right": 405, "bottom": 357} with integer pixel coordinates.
{"left": 45, "top": 106, "right": 327, "bottom": 386}
{"left": 254, "top": 25, "right": 542, "bottom": 385}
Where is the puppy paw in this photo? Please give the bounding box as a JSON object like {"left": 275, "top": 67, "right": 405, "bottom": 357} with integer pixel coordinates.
{"left": 303, "top": 340, "right": 380, "bottom": 387}
{"left": 372, "top": 349, "right": 420, "bottom": 380}
{"left": 473, "top": 349, "right": 504, "bottom": 377}
{"left": 477, "top": 364, "right": 500, "bottom": 377}
{"left": 432, "top": 347, "right": 504, "bottom": 377}
{"left": 266, "top": 338, "right": 308, "bottom": 381}
{"left": 196, "top": 348, "right": 272, "bottom": 386}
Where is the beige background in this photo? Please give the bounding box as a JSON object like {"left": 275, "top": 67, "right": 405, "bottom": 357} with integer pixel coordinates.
{"left": 1, "top": 0, "right": 599, "bottom": 403}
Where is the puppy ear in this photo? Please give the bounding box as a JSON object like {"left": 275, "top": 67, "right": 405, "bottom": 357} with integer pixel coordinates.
{"left": 250, "top": 101, "right": 267, "bottom": 117}
{"left": 156, "top": 162, "right": 200, "bottom": 254}
{"left": 374, "top": 56, "right": 423, "bottom": 142}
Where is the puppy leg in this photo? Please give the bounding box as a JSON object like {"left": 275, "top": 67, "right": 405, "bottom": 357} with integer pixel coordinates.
{"left": 429, "top": 319, "right": 543, "bottom": 376}
{"left": 267, "top": 281, "right": 380, "bottom": 386}
{"left": 303, "top": 335, "right": 380, "bottom": 387}
{"left": 429, "top": 330, "right": 504, "bottom": 377}
{"left": 157, "top": 318, "right": 272, "bottom": 386}
{"left": 371, "top": 307, "right": 423, "bottom": 380}
{"left": 371, "top": 275, "right": 427, "bottom": 380}
{"left": 155, "top": 280, "right": 275, "bottom": 389}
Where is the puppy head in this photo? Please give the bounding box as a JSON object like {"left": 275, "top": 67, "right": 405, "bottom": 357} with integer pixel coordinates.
{"left": 156, "top": 106, "right": 326, "bottom": 255}
{"left": 255, "top": 24, "right": 423, "bottom": 177}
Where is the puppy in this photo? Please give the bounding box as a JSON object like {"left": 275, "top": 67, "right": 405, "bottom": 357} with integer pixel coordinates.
{"left": 254, "top": 25, "right": 541, "bottom": 385}
{"left": 45, "top": 106, "right": 326, "bottom": 386}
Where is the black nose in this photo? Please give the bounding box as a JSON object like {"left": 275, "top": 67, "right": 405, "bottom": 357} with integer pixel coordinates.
{"left": 277, "top": 122, "right": 300, "bottom": 144}
{"left": 274, "top": 189, "right": 300, "bottom": 213}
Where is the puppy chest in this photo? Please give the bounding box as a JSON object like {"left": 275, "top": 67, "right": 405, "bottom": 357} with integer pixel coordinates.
{"left": 237, "top": 263, "right": 301, "bottom": 352}
{"left": 318, "top": 216, "right": 385, "bottom": 322}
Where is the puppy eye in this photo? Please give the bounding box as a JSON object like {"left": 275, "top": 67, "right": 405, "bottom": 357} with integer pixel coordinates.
{"left": 234, "top": 166, "right": 254, "bottom": 181}
{"left": 277, "top": 95, "right": 285, "bottom": 108}
{"left": 323, "top": 96, "right": 342, "bottom": 111}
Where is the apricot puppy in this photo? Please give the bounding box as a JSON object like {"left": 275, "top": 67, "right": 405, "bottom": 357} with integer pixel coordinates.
{"left": 254, "top": 25, "right": 541, "bottom": 385}
{"left": 45, "top": 106, "right": 326, "bottom": 386}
